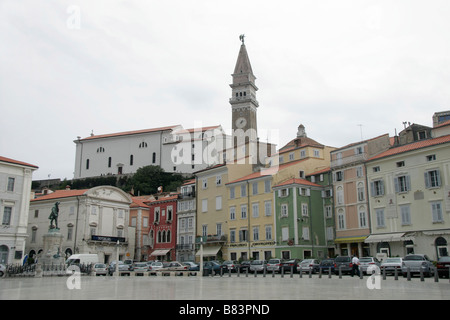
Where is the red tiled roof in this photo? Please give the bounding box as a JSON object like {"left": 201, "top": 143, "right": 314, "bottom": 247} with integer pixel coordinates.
{"left": 434, "top": 119, "right": 450, "bottom": 128}
{"left": 78, "top": 125, "right": 180, "bottom": 141}
{"left": 226, "top": 159, "right": 306, "bottom": 184}
{"left": 0, "top": 156, "right": 38, "bottom": 169}
{"left": 279, "top": 136, "right": 324, "bottom": 153}
{"left": 31, "top": 189, "right": 88, "bottom": 201}
{"left": 368, "top": 134, "right": 450, "bottom": 161}
{"left": 273, "top": 178, "right": 321, "bottom": 188}
{"left": 306, "top": 167, "right": 330, "bottom": 176}
{"left": 131, "top": 197, "right": 151, "bottom": 208}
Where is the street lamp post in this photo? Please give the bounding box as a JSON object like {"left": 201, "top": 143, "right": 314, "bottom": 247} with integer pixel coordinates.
{"left": 199, "top": 238, "right": 203, "bottom": 276}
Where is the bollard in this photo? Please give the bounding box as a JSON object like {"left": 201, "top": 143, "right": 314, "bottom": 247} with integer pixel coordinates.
{"left": 328, "top": 267, "right": 332, "bottom": 279}
{"left": 254, "top": 268, "right": 257, "bottom": 277}
{"left": 281, "top": 266, "right": 284, "bottom": 278}
{"left": 290, "top": 266, "right": 294, "bottom": 278}
{"left": 237, "top": 267, "right": 240, "bottom": 277}
{"left": 246, "top": 267, "right": 249, "bottom": 277}
{"left": 263, "top": 266, "right": 266, "bottom": 278}
{"left": 220, "top": 267, "right": 223, "bottom": 277}
{"left": 272, "top": 268, "right": 275, "bottom": 278}
{"left": 339, "top": 265, "right": 342, "bottom": 279}
{"left": 420, "top": 268, "right": 424, "bottom": 282}
{"left": 319, "top": 267, "right": 322, "bottom": 279}
{"left": 309, "top": 267, "right": 312, "bottom": 278}
{"left": 434, "top": 267, "right": 439, "bottom": 283}
{"left": 360, "top": 269, "right": 363, "bottom": 279}
{"left": 407, "top": 267, "right": 411, "bottom": 281}
{"left": 382, "top": 266, "right": 386, "bottom": 280}
{"left": 394, "top": 267, "right": 398, "bottom": 280}
{"left": 299, "top": 266, "right": 302, "bottom": 278}
{"left": 229, "top": 267, "right": 231, "bottom": 277}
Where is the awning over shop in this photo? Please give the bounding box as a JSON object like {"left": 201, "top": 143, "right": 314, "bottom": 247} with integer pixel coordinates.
{"left": 195, "top": 246, "right": 221, "bottom": 257}
{"left": 151, "top": 249, "right": 170, "bottom": 256}
{"left": 334, "top": 236, "right": 367, "bottom": 244}
{"left": 364, "top": 233, "right": 413, "bottom": 243}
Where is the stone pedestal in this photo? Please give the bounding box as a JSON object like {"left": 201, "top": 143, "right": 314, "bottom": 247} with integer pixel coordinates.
{"left": 38, "top": 228, "right": 65, "bottom": 266}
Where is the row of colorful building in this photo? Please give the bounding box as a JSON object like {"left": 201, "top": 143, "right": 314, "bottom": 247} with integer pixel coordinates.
{"left": 1, "top": 39, "right": 450, "bottom": 265}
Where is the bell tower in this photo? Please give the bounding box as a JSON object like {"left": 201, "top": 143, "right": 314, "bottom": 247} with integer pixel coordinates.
{"left": 230, "top": 35, "right": 258, "bottom": 143}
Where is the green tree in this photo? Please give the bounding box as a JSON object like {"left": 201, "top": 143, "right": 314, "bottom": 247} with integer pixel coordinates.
{"left": 125, "top": 165, "right": 186, "bottom": 195}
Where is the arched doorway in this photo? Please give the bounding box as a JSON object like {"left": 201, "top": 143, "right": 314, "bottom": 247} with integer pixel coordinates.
{"left": 0, "top": 245, "right": 9, "bottom": 264}
{"left": 435, "top": 237, "right": 448, "bottom": 258}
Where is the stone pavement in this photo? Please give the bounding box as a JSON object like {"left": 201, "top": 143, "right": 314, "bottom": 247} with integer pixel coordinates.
{"left": 0, "top": 274, "right": 448, "bottom": 300}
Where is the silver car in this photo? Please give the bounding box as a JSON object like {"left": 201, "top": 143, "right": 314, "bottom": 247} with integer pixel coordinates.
{"left": 93, "top": 263, "right": 108, "bottom": 276}
{"left": 380, "top": 257, "right": 403, "bottom": 275}
{"left": 266, "top": 259, "right": 283, "bottom": 273}
{"left": 402, "top": 254, "right": 434, "bottom": 277}
{"left": 359, "top": 257, "right": 381, "bottom": 275}
{"left": 249, "top": 260, "right": 266, "bottom": 273}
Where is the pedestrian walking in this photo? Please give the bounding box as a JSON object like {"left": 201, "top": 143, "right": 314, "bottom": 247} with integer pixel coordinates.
{"left": 351, "top": 255, "right": 360, "bottom": 277}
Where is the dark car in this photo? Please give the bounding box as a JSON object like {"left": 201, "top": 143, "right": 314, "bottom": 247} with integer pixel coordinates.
{"left": 281, "top": 259, "right": 300, "bottom": 273}
{"left": 220, "top": 260, "right": 240, "bottom": 273}
{"left": 203, "top": 261, "right": 221, "bottom": 275}
{"left": 319, "top": 258, "right": 335, "bottom": 273}
{"left": 334, "top": 256, "right": 353, "bottom": 275}
{"left": 436, "top": 256, "right": 450, "bottom": 278}
{"left": 239, "top": 260, "right": 251, "bottom": 272}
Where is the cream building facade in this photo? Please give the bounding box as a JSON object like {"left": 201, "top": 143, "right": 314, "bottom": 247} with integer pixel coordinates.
{"left": 0, "top": 156, "right": 38, "bottom": 264}
{"left": 365, "top": 133, "right": 450, "bottom": 260}
{"left": 27, "top": 186, "right": 133, "bottom": 264}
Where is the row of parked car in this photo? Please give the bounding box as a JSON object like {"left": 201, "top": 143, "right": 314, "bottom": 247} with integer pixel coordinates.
{"left": 91, "top": 254, "right": 450, "bottom": 278}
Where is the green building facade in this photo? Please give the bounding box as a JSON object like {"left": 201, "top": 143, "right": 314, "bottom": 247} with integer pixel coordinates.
{"left": 273, "top": 169, "right": 335, "bottom": 260}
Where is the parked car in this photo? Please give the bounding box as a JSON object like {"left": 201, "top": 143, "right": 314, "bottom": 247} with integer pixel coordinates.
{"left": 164, "top": 261, "right": 188, "bottom": 271}
{"left": 319, "top": 258, "right": 335, "bottom": 273}
{"left": 436, "top": 256, "right": 450, "bottom": 278}
{"left": 0, "top": 264, "right": 5, "bottom": 277}
{"left": 281, "top": 259, "right": 300, "bottom": 273}
{"left": 402, "top": 254, "right": 434, "bottom": 277}
{"left": 239, "top": 260, "right": 251, "bottom": 272}
{"left": 221, "top": 260, "right": 240, "bottom": 273}
{"left": 380, "top": 257, "right": 403, "bottom": 275}
{"left": 203, "top": 261, "right": 221, "bottom": 275}
{"left": 183, "top": 261, "right": 199, "bottom": 271}
{"left": 297, "top": 259, "right": 320, "bottom": 273}
{"left": 133, "top": 262, "right": 150, "bottom": 272}
{"left": 250, "top": 260, "right": 267, "bottom": 273}
{"left": 334, "top": 256, "right": 353, "bottom": 275}
{"left": 267, "top": 259, "right": 283, "bottom": 273}
{"left": 148, "top": 261, "right": 164, "bottom": 271}
{"left": 93, "top": 263, "right": 108, "bottom": 276}
{"left": 359, "top": 257, "right": 381, "bottom": 275}
{"left": 108, "top": 261, "right": 130, "bottom": 275}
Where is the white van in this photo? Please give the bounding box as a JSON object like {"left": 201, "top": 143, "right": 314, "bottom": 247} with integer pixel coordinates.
{"left": 66, "top": 254, "right": 99, "bottom": 266}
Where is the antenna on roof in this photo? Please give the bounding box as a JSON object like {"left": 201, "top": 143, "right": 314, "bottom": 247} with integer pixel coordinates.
{"left": 357, "top": 124, "right": 363, "bottom": 141}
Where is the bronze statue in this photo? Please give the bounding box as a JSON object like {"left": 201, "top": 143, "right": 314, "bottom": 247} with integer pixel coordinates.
{"left": 49, "top": 201, "right": 60, "bottom": 229}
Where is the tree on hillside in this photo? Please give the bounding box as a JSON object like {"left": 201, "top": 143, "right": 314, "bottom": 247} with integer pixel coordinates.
{"left": 124, "top": 165, "right": 186, "bottom": 195}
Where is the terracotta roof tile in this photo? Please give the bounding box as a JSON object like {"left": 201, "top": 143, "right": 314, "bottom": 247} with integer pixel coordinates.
{"left": 273, "top": 178, "right": 321, "bottom": 188}
{"left": 31, "top": 189, "right": 88, "bottom": 201}
{"left": 78, "top": 125, "right": 180, "bottom": 141}
{"left": 368, "top": 134, "right": 450, "bottom": 161}
{"left": 0, "top": 156, "right": 38, "bottom": 169}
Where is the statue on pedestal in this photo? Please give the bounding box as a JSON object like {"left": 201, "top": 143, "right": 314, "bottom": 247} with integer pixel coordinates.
{"left": 48, "top": 201, "right": 60, "bottom": 230}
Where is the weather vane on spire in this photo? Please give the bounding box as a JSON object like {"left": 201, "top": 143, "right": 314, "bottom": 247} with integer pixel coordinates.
{"left": 239, "top": 34, "right": 245, "bottom": 44}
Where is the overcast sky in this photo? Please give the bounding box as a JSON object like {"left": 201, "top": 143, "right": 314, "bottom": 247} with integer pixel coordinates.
{"left": 1, "top": 0, "right": 449, "bottom": 180}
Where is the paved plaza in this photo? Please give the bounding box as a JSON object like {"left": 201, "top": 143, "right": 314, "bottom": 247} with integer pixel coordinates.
{"left": 0, "top": 274, "right": 448, "bottom": 300}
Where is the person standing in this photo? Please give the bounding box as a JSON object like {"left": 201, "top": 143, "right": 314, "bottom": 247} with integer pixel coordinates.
{"left": 351, "top": 255, "right": 360, "bottom": 277}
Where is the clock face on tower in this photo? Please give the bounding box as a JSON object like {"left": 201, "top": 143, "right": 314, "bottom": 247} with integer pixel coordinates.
{"left": 235, "top": 117, "right": 247, "bottom": 129}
